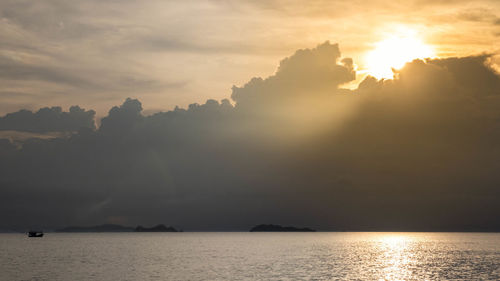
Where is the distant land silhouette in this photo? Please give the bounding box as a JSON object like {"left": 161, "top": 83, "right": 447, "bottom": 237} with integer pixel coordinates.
{"left": 56, "top": 224, "right": 178, "bottom": 232}
{"left": 56, "top": 224, "right": 134, "bottom": 232}
{"left": 135, "top": 224, "right": 178, "bottom": 232}
{"left": 250, "top": 224, "right": 316, "bottom": 232}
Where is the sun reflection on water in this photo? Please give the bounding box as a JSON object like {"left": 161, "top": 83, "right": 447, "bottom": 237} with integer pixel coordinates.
{"left": 376, "top": 234, "right": 420, "bottom": 281}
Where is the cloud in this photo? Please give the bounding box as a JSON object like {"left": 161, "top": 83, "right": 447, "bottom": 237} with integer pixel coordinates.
{"left": 0, "top": 0, "right": 194, "bottom": 115}
{"left": 0, "top": 105, "right": 96, "bottom": 133}
{"left": 0, "top": 54, "right": 97, "bottom": 88}
{"left": 231, "top": 42, "right": 355, "bottom": 107}
{"left": 0, "top": 0, "right": 499, "bottom": 119}
{"left": 457, "top": 8, "right": 499, "bottom": 23}
{"left": 0, "top": 42, "right": 500, "bottom": 231}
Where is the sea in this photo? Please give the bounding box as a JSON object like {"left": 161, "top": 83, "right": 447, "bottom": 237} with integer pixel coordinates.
{"left": 1, "top": 232, "right": 499, "bottom": 280}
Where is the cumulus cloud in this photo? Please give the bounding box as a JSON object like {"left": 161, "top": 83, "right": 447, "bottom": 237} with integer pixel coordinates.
{"left": 232, "top": 42, "right": 355, "bottom": 107}
{"left": 0, "top": 105, "right": 95, "bottom": 133}
{"left": 0, "top": 42, "right": 500, "bottom": 231}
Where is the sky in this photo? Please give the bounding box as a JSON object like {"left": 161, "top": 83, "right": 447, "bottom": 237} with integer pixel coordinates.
{"left": 0, "top": 0, "right": 499, "bottom": 116}
{"left": 1, "top": 1, "right": 500, "bottom": 231}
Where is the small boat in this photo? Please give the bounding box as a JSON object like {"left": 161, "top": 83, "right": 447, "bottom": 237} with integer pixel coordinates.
{"left": 28, "top": 231, "right": 44, "bottom": 237}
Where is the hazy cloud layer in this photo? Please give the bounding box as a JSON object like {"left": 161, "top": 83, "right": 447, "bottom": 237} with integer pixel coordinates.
{"left": 1, "top": 42, "right": 499, "bottom": 231}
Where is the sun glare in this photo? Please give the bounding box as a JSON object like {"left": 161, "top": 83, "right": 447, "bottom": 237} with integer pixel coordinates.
{"left": 365, "top": 33, "right": 435, "bottom": 79}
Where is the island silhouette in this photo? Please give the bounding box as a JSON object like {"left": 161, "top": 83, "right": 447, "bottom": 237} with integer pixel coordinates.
{"left": 249, "top": 224, "right": 316, "bottom": 232}
{"left": 56, "top": 224, "right": 178, "bottom": 232}
{"left": 135, "top": 224, "right": 178, "bottom": 232}
{"left": 54, "top": 224, "right": 316, "bottom": 232}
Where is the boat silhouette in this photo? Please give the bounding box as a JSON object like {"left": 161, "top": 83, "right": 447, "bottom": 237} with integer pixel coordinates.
{"left": 27, "top": 231, "right": 44, "bottom": 237}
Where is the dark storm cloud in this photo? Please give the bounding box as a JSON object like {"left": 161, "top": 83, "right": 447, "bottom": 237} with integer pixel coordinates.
{"left": 1, "top": 42, "right": 500, "bottom": 231}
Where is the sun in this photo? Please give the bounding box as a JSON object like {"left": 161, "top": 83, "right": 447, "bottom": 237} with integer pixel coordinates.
{"left": 364, "top": 32, "right": 435, "bottom": 79}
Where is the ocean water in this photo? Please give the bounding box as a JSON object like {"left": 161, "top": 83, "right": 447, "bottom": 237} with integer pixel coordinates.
{"left": 1, "top": 232, "right": 499, "bottom": 280}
